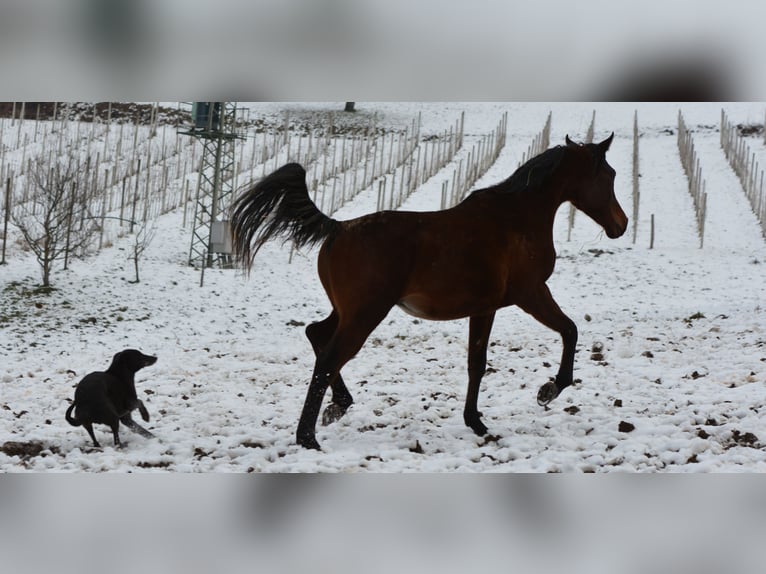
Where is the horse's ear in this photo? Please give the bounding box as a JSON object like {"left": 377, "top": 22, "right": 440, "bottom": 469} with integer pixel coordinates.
{"left": 565, "top": 135, "right": 578, "bottom": 147}
{"left": 598, "top": 132, "right": 614, "bottom": 151}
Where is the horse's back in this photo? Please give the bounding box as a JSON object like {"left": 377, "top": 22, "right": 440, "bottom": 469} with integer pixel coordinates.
{"left": 318, "top": 205, "right": 518, "bottom": 320}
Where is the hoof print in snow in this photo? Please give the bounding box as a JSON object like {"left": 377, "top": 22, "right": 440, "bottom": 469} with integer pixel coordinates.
{"left": 729, "top": 430, "right": 759, "bottom": 448}
{"left": 564, "top": 405, "right": 580, "bottom": 415}
{"left": 480, "top": 434, "right": 501, "bottom": 445}
{"left": 618, "top": 421, "right": 635, "bottom": 433}
{"left": 241, "top": 440, "right": 265, "bottom": 449}
{"left": 613, "top": 399, "right": 623, "bottom": 407}
{"left": 286, "top": 319, "right": 305, "bottom": 327}
{"left": 137, "top": 460, "right": 171, "bottom": 469}
{"left": 590, "top": 342, "right": 604, "bottom": 361}
{"left": 194, "top": 447, "right": 212, "bottom": 459}
{"left": 409, "top": 441, "right": 424, "bottom": 454}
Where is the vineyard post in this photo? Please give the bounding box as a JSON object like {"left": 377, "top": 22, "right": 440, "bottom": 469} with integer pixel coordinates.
{"left": 387, "top": 132, "right": 395, "bottom": 174}
{"left": 285, "top": 126, "right": 292, "bottom": 164}
{"left": 586, "top": 110, "right": 595, "bottom": 143}
{"left": 699, "top": 185, "right": 707, "bottom": 248}
{"left": 413, "top": 146, "right": 422, "bottom": 191}
{"left": 389, "top": 170, "right": 396, "bottom": 210}
{"left": 64, "top": 181, "right": 77, "bottom": 270}
{"left": 98, "top": 174, "right": 108, "bottom": 250}
{"left": 16, "top": 102, "right": 25, "bottom": 142}
{"left": 1, "top": 176, "right": 10, "bottom": 265}
{"left": 119, "top": 178, "right": 127, "bottom": 224}
{"left": 143, "top": 148, "right": 151, "bottom": 223}
{"left": 182, "top": 180, "right": 192, "bottom": 228}
{"left": 131, "top": 159, "right": 141, "bottom": 233}
{"left": 399, "top": 153, "right": 406, "bottom": 204}
{"left": 34, "top": 103, "right": 41, "bottom": 142}
{"left": 161, "top": 162, "right": 169, "bottom": 213}
{"left": 362, "top": 134, "right": 370, "bottom": 188}
{"left": 632, "top": 109, "right": 639, "bottom": 244}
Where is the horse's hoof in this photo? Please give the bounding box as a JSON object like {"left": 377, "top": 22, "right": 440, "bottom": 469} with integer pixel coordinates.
{"left": 321, "top": 403, "right": 348, "bottom": 426}
{"left": 537, "top": 381, "right": 560, "bottom": 406}
{"left": 465, "top": 415, "right": 488, "bottom": 436}
{"left": 297, "top": 433, "right": 321, "bottom": 450}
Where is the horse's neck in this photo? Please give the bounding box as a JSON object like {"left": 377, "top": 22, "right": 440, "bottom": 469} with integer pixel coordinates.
{"left": 521, "top": 181, "right": 569, "bottom": 226}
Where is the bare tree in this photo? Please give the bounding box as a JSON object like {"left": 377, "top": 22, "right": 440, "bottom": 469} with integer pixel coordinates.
{"left": 11, "top": 154, "right": 100, "bottom": 287}
{"left": 129, "top": 217, "right": 157, "bottom": 283}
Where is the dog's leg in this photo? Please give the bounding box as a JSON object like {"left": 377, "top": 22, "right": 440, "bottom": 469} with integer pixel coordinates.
{"left": 110, "top": 420, "right": 122, "bottom": 448}
{"left": 120, "top": 413, "right": 155, "bottom": 438}
{"left": 136, "top": 400, "right": 150, "bottom": 422}
{"left": 83, "top": 422, "right": 101, "bottom": 448}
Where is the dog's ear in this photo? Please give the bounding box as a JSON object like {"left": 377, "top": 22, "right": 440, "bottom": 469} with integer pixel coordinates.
{"left": 110, "top": 351, "right": 125, "bottom": 368}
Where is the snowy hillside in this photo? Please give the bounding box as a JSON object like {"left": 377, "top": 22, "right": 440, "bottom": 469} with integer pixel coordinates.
{"left": 1, "top": 102, "right": 765, "bottom": 472}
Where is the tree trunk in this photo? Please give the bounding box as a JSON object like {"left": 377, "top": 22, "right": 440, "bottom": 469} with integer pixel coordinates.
{"left": 42, "top": 260, "right": 51, "bottom": 287}
{"left": 133, "top": 252, "right": 140, "bottom": 283}
{"left": 344, "top": 102, "right": 356, "bottom": 112}
{"left": 42, "top": 236, "right": 51, "bottom": 287}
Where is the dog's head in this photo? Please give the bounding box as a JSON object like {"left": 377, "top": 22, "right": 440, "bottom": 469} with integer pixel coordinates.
{"left": 110, "top": 349, "right": 158, "bottom": 373}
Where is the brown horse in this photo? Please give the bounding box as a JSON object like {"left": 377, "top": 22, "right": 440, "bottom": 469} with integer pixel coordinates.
{"left": 231, "top": 134, "right": 627, "bottom": 450}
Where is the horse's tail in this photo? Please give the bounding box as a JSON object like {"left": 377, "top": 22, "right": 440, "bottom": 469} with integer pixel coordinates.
{"left": 65, "top": 402, "right": 80, "bottom": 427}
{"left": 230, "top": 163, "right": 341, "bottom": 272}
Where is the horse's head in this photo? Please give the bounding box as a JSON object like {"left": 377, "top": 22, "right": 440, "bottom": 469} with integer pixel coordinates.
{"left": 565, "top": 133, "right": 628, "bottom": 239}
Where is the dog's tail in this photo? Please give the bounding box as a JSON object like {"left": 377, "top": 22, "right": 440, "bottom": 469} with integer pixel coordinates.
{"left": 65, "top": 402, "right": 81, "bottom": 426}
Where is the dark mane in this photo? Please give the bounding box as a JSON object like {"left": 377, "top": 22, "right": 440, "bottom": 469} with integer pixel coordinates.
{"left": 470, "top": 145, "right": 568, "bottom": 197}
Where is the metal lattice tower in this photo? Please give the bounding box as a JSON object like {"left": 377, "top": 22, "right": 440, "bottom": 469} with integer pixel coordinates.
{"left": 181, "top": 102, "right": 243, "bottom": 269}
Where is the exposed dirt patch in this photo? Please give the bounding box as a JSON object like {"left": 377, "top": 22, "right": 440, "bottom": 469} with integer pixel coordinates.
{"left": 0, "top": 102, "right": 186, "bottom": 125}
{"left": 1, "top": 440, "right": 59, "bottom": 459}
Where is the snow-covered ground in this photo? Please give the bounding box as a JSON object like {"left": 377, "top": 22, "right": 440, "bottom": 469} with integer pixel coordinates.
{"left": 1, "top": 102, "right": 765, "bottom": 472}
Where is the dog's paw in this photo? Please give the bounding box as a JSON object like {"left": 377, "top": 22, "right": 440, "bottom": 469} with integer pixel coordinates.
{"left": 138, "top": 404, "right": 150, "bottom": 422}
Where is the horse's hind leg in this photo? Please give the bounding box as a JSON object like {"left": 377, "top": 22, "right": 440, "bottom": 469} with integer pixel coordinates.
{"left": 297, "top": 308, "right": 390, "bottom": 450}
{"left": 464, "top": 312, "right": 495, "bottom": 436}
{"left": 306, "top": 311, "right": 353, "bottom": 425}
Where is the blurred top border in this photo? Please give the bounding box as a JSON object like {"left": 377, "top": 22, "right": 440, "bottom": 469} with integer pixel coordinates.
{"left": 1, "top": 0, "right": 764, "bottom": 101}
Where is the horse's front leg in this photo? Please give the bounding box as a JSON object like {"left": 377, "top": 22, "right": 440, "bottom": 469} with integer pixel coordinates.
{"left": 464, "top": 312, "right": 496, "bottom": 435}
{"left": 516, "top": 284, "right": 578, "bottom": 406}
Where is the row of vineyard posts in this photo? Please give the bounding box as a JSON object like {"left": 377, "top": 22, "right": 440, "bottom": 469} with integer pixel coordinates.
{"left": 720, "top": 110, "right": 766, "bottom": 238}
{"left": 5, "top": 104, "right": 762, "bottom": 284}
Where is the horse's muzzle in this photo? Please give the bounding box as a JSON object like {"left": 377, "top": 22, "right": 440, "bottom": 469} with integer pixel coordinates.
{"left": 606, "top": 207, "right": 628, "bottom": 238}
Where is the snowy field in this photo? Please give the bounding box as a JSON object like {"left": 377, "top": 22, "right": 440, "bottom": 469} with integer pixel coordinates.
{"left": 1, "top": 102, "right": 765, "bottom": 472}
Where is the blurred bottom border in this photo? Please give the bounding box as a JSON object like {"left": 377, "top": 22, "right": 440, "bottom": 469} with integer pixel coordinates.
{"left": 1, "top": 473, "right": 763, "bottom": 574}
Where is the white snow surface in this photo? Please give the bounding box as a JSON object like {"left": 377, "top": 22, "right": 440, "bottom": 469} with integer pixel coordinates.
{"left": 2, "top": 102, "right": 765, "bottom": 472}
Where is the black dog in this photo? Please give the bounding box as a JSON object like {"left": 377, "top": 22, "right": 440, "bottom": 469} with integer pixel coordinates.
{"left": 65, "top": 349, "right": 157, "bottom": 448}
